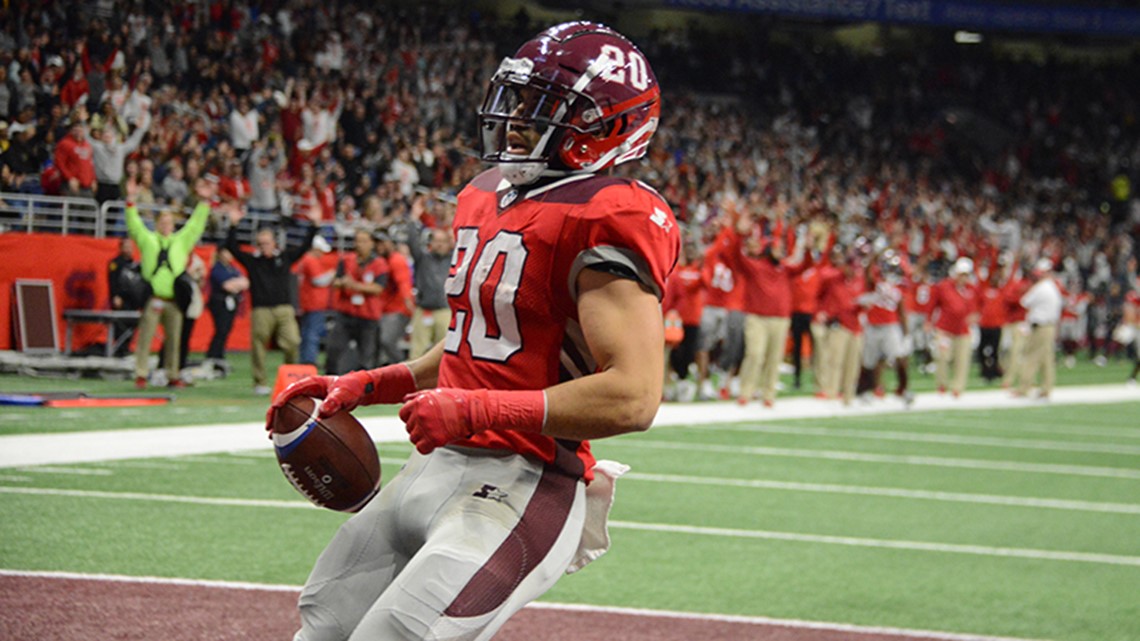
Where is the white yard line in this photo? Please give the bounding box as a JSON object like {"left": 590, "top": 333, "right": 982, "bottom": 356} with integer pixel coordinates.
{"left": 610, "top": 439, "right": 1140, "bottom": 479}
{"left": 3, "top": 486, "right": 1136, "bottom": 568}
{"left": 623, "top": 472, "right": 1140, "bottom": 514}
{"left": 697, "top": 423, "right": 1140, "bottom": 455}
{"left": 0, "top": 384, "right": 1137, "bottom": 469}
{"left": 609, "top": 520, "right": 1140, "bottom": 567}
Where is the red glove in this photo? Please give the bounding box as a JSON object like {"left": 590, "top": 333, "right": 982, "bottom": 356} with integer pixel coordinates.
{"left": 399, "top": 388, "right": 545, "bottom": 454}
{"left": 266, "top": 364, "right": 417, "bottom": 428}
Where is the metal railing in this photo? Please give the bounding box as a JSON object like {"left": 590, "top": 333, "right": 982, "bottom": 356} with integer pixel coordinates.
{"left": 0, "top": 191, "right": 434, "bottom": 253}
{"left": 0, "top": 192, "right": 335, "bottom": 248}
{"left": 0, "top": 193, "right": 102, "bottom": 237}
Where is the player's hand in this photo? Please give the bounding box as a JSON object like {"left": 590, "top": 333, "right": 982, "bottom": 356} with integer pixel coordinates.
{"left": 399, "top": 389, "right": 477, "bottom": 454}
{"left": 399, "top": 388, "right": 545, "bottom": 455}
{"left": 266, "top": 373, "right": 372, "bottom": 428}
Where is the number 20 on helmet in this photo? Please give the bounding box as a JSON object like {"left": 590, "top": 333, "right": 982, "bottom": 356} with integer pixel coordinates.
{"left": 479, "top": 21, "right": 661, "bottom": 184}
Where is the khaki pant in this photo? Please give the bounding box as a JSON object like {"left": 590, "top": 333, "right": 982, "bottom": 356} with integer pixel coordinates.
{"left": 251, "top": 304, "right": 301, "bottom": 386}
{"left": 135, "top": 297, "right": 183, "bottom": 381}
{"left": 409, "top": 307, "right": 451, "bottom": 359}
{"left": 739, "top": 314, "right": 790, "bottom": 403}
{"left": 1018, "top": 323, "right": 1057, "bottom": 396}
{"left": 822, "top": 326, "right": 864, "bottom": 404}
{"left": 934, "top": 329, "right": 972, "bottom": 395}
{"left": 1001, "top": 321, "right": 1027, "bottom": 388}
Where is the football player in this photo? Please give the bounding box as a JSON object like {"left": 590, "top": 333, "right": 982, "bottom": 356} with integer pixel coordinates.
{"left": 270, "top": 22, "right": 679, "bottom": 641}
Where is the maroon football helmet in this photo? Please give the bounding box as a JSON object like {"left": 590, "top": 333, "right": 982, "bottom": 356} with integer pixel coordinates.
{"left": 479, "top": 21, "right": 661, "bottom": 185}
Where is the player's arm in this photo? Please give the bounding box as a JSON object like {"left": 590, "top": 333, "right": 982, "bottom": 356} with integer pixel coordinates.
{"left": 543, "top": 268, "right": 663, "bottom": 438}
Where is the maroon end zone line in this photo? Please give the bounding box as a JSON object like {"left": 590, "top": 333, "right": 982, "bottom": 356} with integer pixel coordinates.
{"left": 0, "top": 575, "right": 1018, "bottom": 641}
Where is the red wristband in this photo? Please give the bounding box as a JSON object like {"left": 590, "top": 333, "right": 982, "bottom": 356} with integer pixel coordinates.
{"left": 364, "top": 364, "right": 418, "bottom": 404}
{"left": 467, "top": 389, "right": 547, "bottom": 435}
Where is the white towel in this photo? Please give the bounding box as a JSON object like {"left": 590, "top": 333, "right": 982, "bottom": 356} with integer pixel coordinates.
{"left": 565, "top": 459, "right": 630, "bottom": 574}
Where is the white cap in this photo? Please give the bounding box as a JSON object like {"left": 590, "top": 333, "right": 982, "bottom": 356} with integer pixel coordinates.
{"left": 952, "top": 257, "right": 974, "bottom": 276}
{"left": 1032, "top": 258, "right": 1053, "bottom": 274}
{"left": 311, "top": 235, "right": 332, "bottom": 252}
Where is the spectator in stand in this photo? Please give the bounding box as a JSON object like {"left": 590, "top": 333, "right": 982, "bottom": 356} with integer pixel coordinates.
{"left": 856, "top": 249, "right": 912, "bottom": 406}
{"left": 158, "top": 158, "right": 189, "bottom": 206}
{"left": 928, "top": 257, "right": 981, "bottom": 398}
{"left": 376, "top": 229, "right": 414, "bottom": 366}
{"left": 817, "top": 244, "right": 866, "bottom": 404}
{"left": 228, "top": 94, "right": 261, "bottom": 159}
{"left": 0, "top": 67, "right": 13, "bottom": 122}
{"left": 247, "top": 137, "right": 286, "bottom": 215}
{"left": 1, "top": 121, "right": 45, "bottom": 193}
{"left": 107, "top": 236, "right": 146, "bottom": 357}
{"left": 294, "top": 234, "right": 337, "bottom": 367}
{"left": 218, "top": 157, "right": 251, "bottom": 209}
{"left": 59, "top": 63, "right": 89, "bottom": 112}
{"left": 86, "top": 104, "right": 151, "bottom": 204}
{"left": 54, "top": 118, "right": 96, "bottom": 197}
{"left": 205, "top": 247, "right": 250, "bottom": 374}
{"left": 406, "top": 223, "right": 454, "bottom": 360}
{"left": 977, "top": 264, "right": 1007, "bottom": 383}
{"left": 1016, "top": 259, "right": 1064, "bottom": 400}
{"left": 695, "top": 218, "right": 746, "bottom": 401}
{"left": 120, "top": 72, "right": 152, "bottom": 125}
{"left": 726, "top": 204, "right": 811, "bottom": 407}
{"left": 325, "top": 227, "right": 388, "bottom": 375}
{"left": 126, "top": 178, "right": 213, "bottom": 388}
{"left": 224, "top": 205, "right": 318, "bottom": 395}
{"left": 1000, "top": 259, "right": 1031, "bottom": 390}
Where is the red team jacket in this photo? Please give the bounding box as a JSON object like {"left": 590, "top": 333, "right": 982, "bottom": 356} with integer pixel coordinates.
{"left": 720, "top": 229, "right": 811, "bottom": 318}
{"left": 380, "top": 250, "right": 414, "bottom": 316}
{"left": 664, "top": 262, "right": 705, "bottom": 327}
{"left": 440, "top": 169, "right": 680, "bottom": 482}
{"left": 929, "top": 279, "right": 979, "bottom": 336}
{"left": 817, "top": 265, "right": 866, "bottom": 334}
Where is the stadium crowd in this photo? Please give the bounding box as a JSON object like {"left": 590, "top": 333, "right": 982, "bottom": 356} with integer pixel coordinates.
{"left": 1, "top": 1, "right": 1138, "bottom": 397}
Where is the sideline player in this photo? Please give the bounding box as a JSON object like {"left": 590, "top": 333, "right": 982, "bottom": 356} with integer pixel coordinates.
{"left": 269, "top": 22, "right": 678, "bottom": 641}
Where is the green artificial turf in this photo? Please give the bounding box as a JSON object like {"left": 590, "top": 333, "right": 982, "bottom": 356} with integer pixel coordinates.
{"left": 3, "top": 401, "right": 1138, "bottom": 641}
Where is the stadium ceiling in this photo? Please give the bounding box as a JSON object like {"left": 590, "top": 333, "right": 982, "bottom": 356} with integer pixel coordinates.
{"left": 533, "top": 0, "right": 1140, "bottom": 38}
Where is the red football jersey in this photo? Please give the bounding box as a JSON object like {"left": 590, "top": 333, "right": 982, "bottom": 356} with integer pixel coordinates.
{"left": 864, "top": 277, "right": 904, "bottom": 326}
{"left": 702, "top": 227, "right": 744, "bottom": 311}
{"left": 333, "top": 253, "right": 389, "bottom": 320}
{"left": 439, "top": 169, "right": 680, "bottom": 482}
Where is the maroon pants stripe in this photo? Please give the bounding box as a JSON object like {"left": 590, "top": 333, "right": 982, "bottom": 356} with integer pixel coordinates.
{"left": 444, "top": 467, "right": 578, "bottom": 618}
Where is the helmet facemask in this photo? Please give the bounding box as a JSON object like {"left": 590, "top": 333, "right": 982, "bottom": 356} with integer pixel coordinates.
{"left": 479, "top": 58, "right": 604, "bottom": 186}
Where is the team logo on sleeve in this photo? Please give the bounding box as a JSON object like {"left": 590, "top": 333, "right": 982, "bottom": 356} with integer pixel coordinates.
{"left": 649, "top": 207, "right": 673, "bottom": 232}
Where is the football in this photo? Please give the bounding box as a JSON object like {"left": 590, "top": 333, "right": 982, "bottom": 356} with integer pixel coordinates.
{"left": 269, "top": 396, "right": 381, "bottom": 512}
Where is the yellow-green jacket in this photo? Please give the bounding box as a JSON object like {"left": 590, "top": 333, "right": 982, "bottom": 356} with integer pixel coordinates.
{"left": 125, "top": 202, "right": 210, "bottom": 299}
